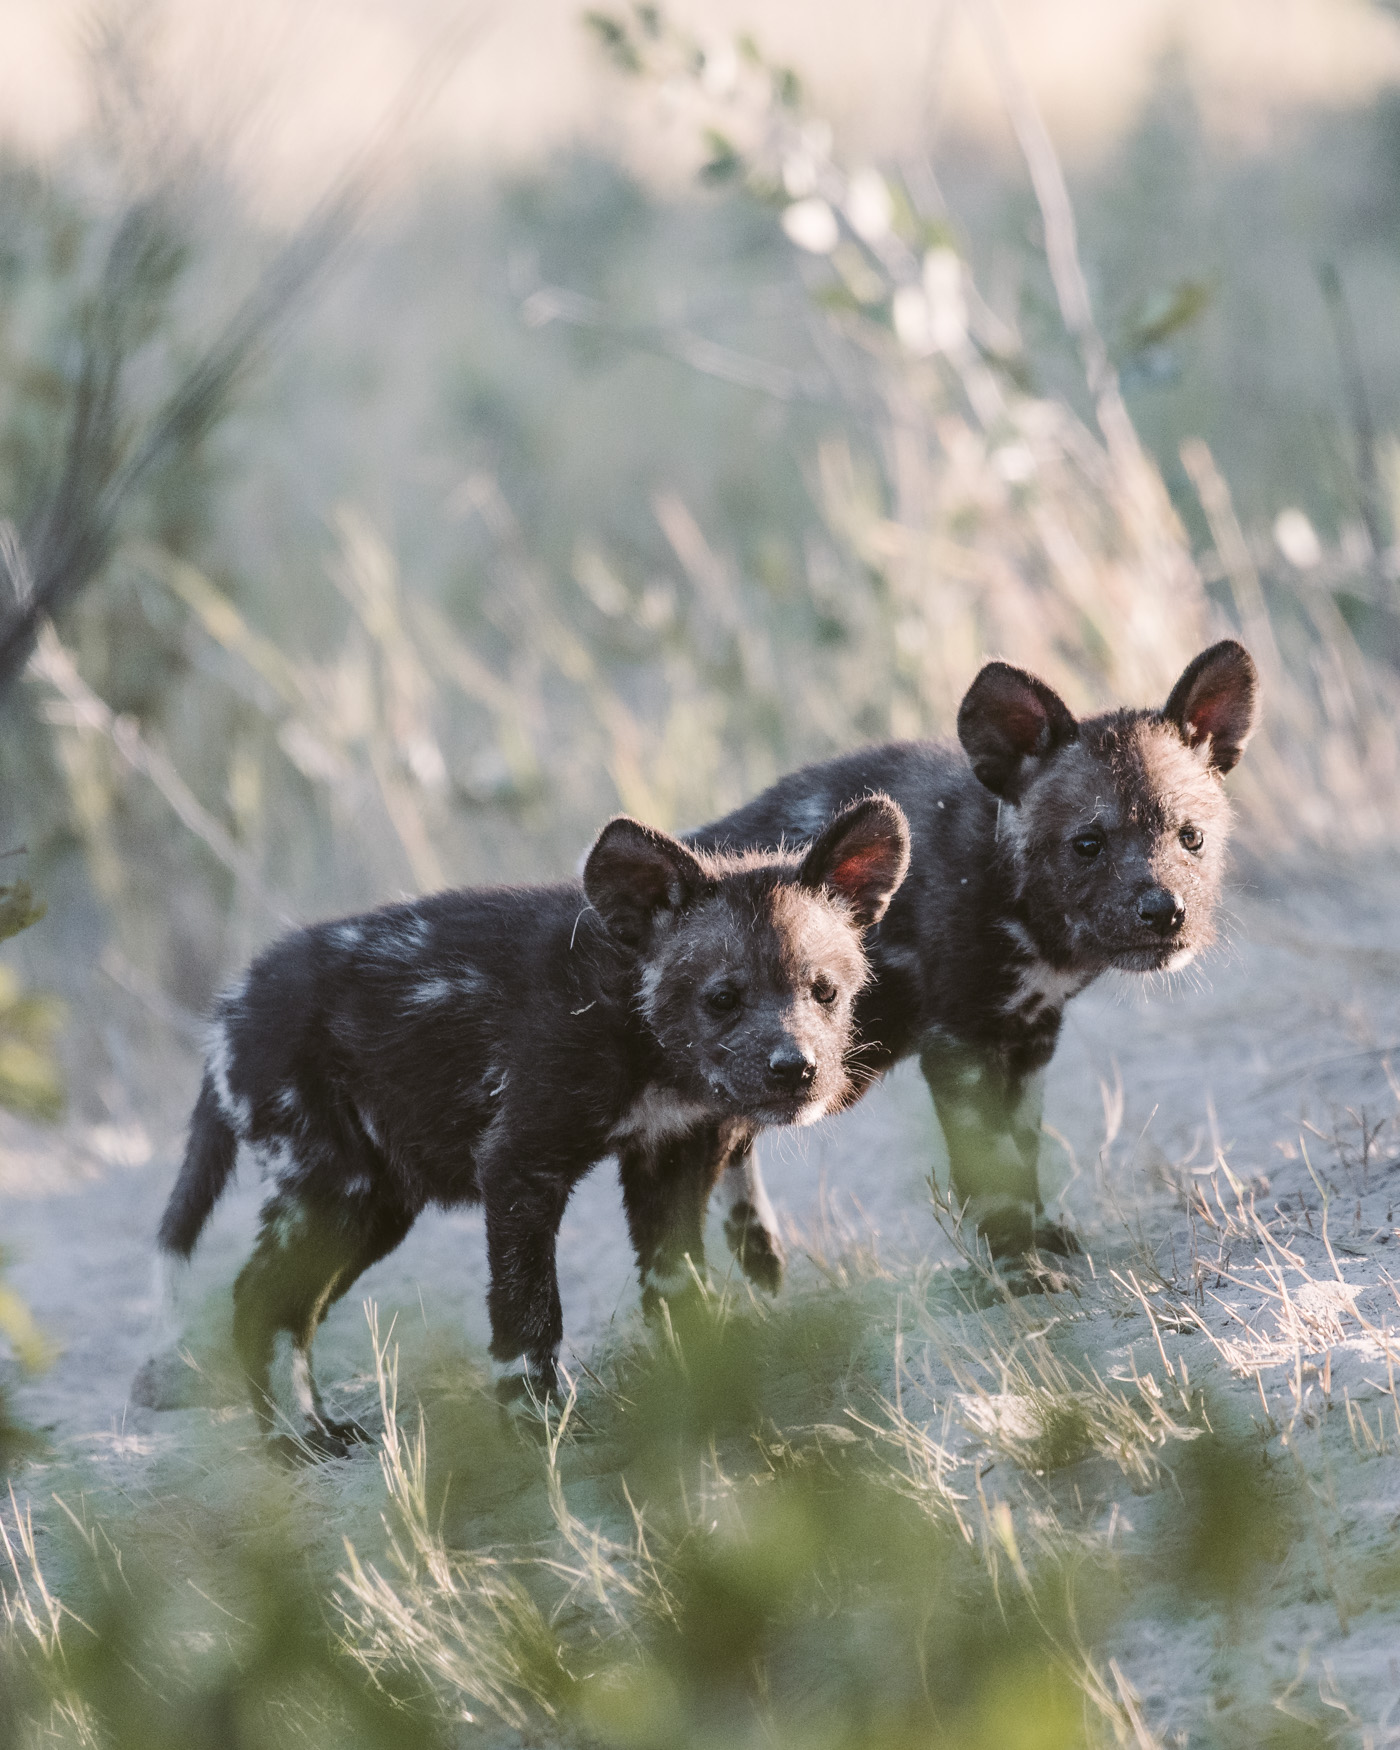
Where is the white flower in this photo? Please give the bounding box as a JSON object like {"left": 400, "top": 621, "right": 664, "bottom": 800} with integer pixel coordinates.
{"left": 846, "top": 169, "right": 892, "bottom": 243}
{"left": 1273, "top": 508, "right": 1321, "bottom": 569}
{"left": 922, "top": 248, "right": 967, "bottom": 351}
{"left": 782, "top": 198, "right": 839, "bottom": 255}
{"left": 892, "top": 286, "right": 935, "bottom": 355}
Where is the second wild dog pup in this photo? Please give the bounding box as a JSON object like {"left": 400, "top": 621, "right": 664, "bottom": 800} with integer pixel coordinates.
{"left": 154, "top": 797, "right": 910, "bottom": 1457}
{"left": 671, "top": 640, "right": 1260, "bottom": 1269}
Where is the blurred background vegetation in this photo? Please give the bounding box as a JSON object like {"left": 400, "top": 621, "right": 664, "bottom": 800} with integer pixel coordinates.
{"left": 1, "top": 0, "right": 1399, "bottom": 1128}
{"left": 5, "top": 0, "right": 1400, "bottom": 1742}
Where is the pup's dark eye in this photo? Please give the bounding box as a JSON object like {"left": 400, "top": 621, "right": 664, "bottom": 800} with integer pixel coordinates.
{"left": 812, "top": 977, "right": 839, "bottom": 1006}
{"left": 1179, "top": 824, "right": 1204, "bottom": 854}
{"left": 705, "top": 987, "right": 740, "bottom": 1014}
{"left": 1071, "top": 833, "right": 1104, "bottom": 861}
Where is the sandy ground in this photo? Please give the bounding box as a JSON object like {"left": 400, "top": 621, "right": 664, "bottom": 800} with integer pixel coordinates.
{"left": 6, "top": 854, "right": 1400, "bottom": 1742}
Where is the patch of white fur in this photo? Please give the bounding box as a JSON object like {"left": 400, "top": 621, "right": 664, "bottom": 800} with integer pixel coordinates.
{"left": 206, "top": 1014, "right": 251, "bottom": 1135}
{"left": 254, "top": 1137, "right": 301, "bottom": 1187}
{"left": 335, "top": 922, "right": 363, "bottom": 949}
{"left": 1164, "top": 946, "right": 1197, "bottom": 972}
{"left": 997, "top": 800, "right": 1031, "bottom": 863}
{"left": 356, "top": 1103, "right": 384, "bottom": 1149}
{"left": 874, "top": 941, "right": 924, "bottom": 976}
{"left": 273, "top": 1083, "right": 300, "bottom": 1117}
{"left": 637, "top": 960, "right": 664, "bottom": 1021}
{"left": 788, "top": 797, "right": 833, "bottom": 841}
{"left": 343, "top": 1173, "right": 375, "bottom": 1196}
{"left": 270, "top": 1198, "right": 309, "bottom": 1246}
{"left": 490, "top": 1347, "right": 559, "bottom": 1387}
{"left": 1002, "top": 960, "right": 1089, "bottom": 1022}
{"left": 408, "top": 970, "right": 485, "bottom": 1008}
{"left": 794, "top": 1092, "right": 839, "bottom": 1127}
{"left": 268, "top": 1332, "right": 318, "bottom": 1424}
{"left": 718, "top": 1155, "right": 779, "bottom": 1239}
{"left": 997, "top": 918, "right": 1037, "bottom": 957}
{"left": 409, "top": 976, "right": 454, "bottom": 1006}
{"left": 609, "top": 1086, "right": 716, "bottom": 1147}
{"left": 642, "top": 1261, "right": 693, "bottom": 1299}
{"left": 375, "top": 914, "right": 431, "bottom": 960}
{"left": 288, "top": 1347, "right": 320, "bottom": 1419}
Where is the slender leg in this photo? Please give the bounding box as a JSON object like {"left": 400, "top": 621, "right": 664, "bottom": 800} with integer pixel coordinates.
{"left": 483, "top": 1173, "right": 572, "bottom": 1406}
{"left": 920, "top": 1043, "right": 1054, "bottom": 1256}
{"left": 618, "top": 1126, "right": 725, "bottom": 1317}
{"left": 713, "top": 1124, "right": 784, "bottom": 1293}
{"left": 232, "top": 1189, "right": 414, "bottom": 1457}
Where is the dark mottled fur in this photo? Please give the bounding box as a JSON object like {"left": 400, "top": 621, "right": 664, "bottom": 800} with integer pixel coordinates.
{"left": 156, "top": 799, "right": 909, "bottom": 1456}
{"left": 658, "top": 641, "right": 1260, "bottom": 1269}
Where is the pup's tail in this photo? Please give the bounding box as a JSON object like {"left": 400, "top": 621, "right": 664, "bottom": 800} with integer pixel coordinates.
{"left": 157, "top": 1073, "right": 238, "bottom": 1258}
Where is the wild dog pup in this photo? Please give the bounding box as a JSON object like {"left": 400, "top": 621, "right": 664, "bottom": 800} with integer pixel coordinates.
{"left": 155, "top": 798, "right": 910, "bottom": 1457}
{"left": 658, "top": 640, "right": 1259, "bottom": 1273}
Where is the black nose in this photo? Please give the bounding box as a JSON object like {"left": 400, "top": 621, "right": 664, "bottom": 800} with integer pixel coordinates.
{"left": 767, "top": 1044, "right": 816, "bottom": 1090}
{"left": 1137, "top": 886, "right": 1185, "bottom": 935}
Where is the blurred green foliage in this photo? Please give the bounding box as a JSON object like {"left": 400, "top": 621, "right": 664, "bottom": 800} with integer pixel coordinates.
{"left": 336, "top": 1290, "right": 1328, "bottom": 1749}
{"left": 0, "top": 881, "right": 62, "bottom": 1123}
{"left": 0, "top": 876, "right": 61, "bottom": 1476}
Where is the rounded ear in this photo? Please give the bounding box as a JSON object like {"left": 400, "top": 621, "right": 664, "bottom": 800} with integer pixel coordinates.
{"left": 1162, "top": 640, "right": 1259, "bottom": 775}
{"left": 956, "top": 662, "right": 1079, "bottom": 801}
{"left": 799, "top": 794, "right": 911, "bottom": 930}
{"left": 583, "top": 817, "right": 709, "bottom": 947}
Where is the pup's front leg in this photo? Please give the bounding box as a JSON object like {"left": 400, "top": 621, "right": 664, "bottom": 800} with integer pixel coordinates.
{"left": 483, "top": 1173, "right": 571, "bottom": 1411}
{"left": 713, "top": 1122, "right": 783, "bottom": 1294}
{"left": 922, "top": 1047, "right": 1072, "bottom": 1257}
{"left": 618, "top": 1126, "right": 721, "bottom": 1317}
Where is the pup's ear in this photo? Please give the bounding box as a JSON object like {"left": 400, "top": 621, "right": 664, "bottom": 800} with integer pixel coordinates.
{"left": 799, "top": 795, "right": 911, "bottom": 929}
{"left": 1162, "top": 640, "right": 1260, "bottom": 775}
{"left": 584, "top": 817, "right": 708, "bottom": 947}
{"left": 957, "top": 662, "right": 1079, "bottom": 801}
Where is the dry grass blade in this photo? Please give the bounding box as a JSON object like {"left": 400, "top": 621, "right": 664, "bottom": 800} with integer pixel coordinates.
{"left": 336, "top": 1308, "right": 567, "bottom": 1732}
{"left": 0, "top": 9, "right": 491, "bottom": 698}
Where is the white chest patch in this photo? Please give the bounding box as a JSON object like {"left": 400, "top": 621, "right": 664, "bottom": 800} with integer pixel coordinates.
{"left": 1003, "top": 961, "right": 1088, "bottom": 1024}
{"left": 609, "top": 1086, "right": 717, "bottom": 1148}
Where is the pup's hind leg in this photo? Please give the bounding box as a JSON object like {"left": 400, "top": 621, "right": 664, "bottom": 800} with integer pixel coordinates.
{"left": 233, "top": 1190, "right": 413, "bottom": 1458}
{"left": 482, "top": 1173, "right": 572, "bottom": 1408}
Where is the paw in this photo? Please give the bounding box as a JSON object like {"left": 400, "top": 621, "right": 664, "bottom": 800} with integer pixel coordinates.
{"left": 266, "top": 1426, "right": 354, "bottom": 1465}
{"left": 1029, "top": 1217, "right": 1080, "bottom": 1258}
{"left": 972, "top": 1200, "right": 1079, "bottom": 1263}
{"left": 967, "top": 1199, "right": 1034, "bottom": 1258}
{"left": 723, "top": 1202, "right": 785, "bottom": 1294}
{"left": 492, "top": 1356, "right": 559, "bottom": 1429}
{"left": 320, "top": 1416, "right": 374, "bottom": 1446}
{"left": 640, "top": 1260, "right": 703, "bottom": 1324}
